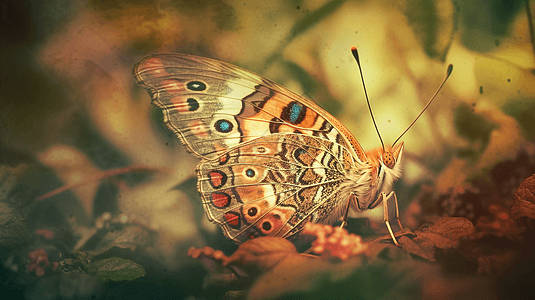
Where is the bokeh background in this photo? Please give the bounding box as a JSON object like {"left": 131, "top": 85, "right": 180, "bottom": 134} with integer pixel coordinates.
{"left": 1, "top": 0, "right": 534, "bottom": 299}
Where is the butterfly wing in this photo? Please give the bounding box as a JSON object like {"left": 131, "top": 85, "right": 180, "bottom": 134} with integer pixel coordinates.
{"left": 197, "top": 133, "right": 367, "bottom": 242}
{"left": 134, "top": 53, "right": 372, "bottom": 241}
{"left": 134, "top": 54, "right": 367, "bottom": 162}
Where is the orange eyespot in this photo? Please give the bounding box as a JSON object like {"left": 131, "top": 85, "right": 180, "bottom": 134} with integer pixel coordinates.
{"left": 382, "top": 152, "right": 395, "bottom": 169}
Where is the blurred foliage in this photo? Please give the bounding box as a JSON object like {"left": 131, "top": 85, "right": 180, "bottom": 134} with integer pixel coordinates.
{"left": 88, "top": 257, "right": 146, "bottom": 281}
{"left": 502, "top": 97, "right": 535, "bottom": 140}
{"left": 458, "top": 0, "right": 525, "bottom": 52}
{"left": 1, "top": 0, "right": 535, "bottom": 299}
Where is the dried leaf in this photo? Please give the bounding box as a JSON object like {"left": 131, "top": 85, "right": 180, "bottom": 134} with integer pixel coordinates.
{"left": 422, "top": 217, "right": 476, "bottom": 241}
{"left": 37, "top": 145, "right": 102, "bottom": 217}
{"left": 189, "top": 237, "right": 301, "bottom": 284}
{"left": 252, "top": 260, "right": 438, "bottom": 300}
{"left": 188, "top": 246, "right": 242, "bottom": 289}
{"left": 88, "top": 257, "right": 146, "bottom": 281}
{"left": 511, "top": 174, "right": 535, "bottom": 220}
{"left": 247, "top": 249, "right": 354, "bottom": 300}
{"left": 475, "top": 204, "right": 522, "bottom": 238}
{"left": 401, "top": 217, "right": 475, "bottom": 261}
{"left": 224, "top": 237, "right": 298, "bottom": 271}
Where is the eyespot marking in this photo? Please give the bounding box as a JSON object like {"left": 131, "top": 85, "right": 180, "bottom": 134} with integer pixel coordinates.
{"left": 187, "top": 81, "right": 206, "bottom": 91}
{"left": 245, "top": 169, "right": 255, "bottom": 178}
{"left": 224, "top": 212, "right": 240, "bottom": 229}
{"left": 215, "top": 119, "right": 233, "bottom": 133}
{"left": 248, "top": 207, "right": 258, "bottom": 217}
{"left": 282, "top": 101, "right": 306, "bottom": 124}
{"left": 186, "top": 98, "right": 200, "bottom": 111}
{"left": 212, "top": 192, "right": 231, "bottom": 208}
{"left": 262, "top": 221, "right": 272, "bottom": 231}
{"left": 208, "top": 170, "right": 227, "bottom": 188}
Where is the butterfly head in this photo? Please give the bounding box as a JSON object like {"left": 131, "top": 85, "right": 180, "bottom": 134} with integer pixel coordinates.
{"left": 381, "top": 142, "right": 403, "bottom": 170}
{"left": 364, "top": 142, "right": 404, "bottom": 205}
{"left": 366, "top": 142, "right": 403, "bottom": 171}
{"left": 379, "top": 142, "right": 403, "bottom": 191}
{"left": 382, "top": 149, "right": 396, "bottom": 169}
{"left": 381, "top": 141, "right": 403, "bottom": 177}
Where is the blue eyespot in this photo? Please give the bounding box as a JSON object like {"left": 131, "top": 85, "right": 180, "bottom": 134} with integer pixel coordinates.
{"left": 215, "top": 119, "right": 233, "bottom": 133}
{"left": 187, "top": 98, "right": 199, "bottom": 111}
{"left": 245, "top": 169, "right": 255, "bottom": 177}
{"left": 289, "top": 103, "right": 302, "bottom": 123}
{"left": 187, "top": 81, "right": 206, "bottom": 91}
{"left": 281, "top": 102, "right": 306, "bottom": 125}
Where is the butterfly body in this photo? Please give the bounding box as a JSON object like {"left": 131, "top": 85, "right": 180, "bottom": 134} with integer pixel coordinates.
{"left": 134, "top": 53, "right": 404, "bottom": 243}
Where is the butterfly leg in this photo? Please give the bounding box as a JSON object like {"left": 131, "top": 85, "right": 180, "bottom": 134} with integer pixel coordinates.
{"left": 382, "top": 192, "right": 401, "bottom": 247}
{"left": 391, "top": 191, "right": 404, "bottom": 230}
{"left": 339, "top": 196, "right": 352, "bottom": 228}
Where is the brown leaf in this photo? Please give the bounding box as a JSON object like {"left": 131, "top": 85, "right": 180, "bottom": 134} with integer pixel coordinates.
{"left": 422, "top": 217, "right": 476, "bottom": 241}
{"left": 224, "top": 237, "right": 298, "bottom": 275}
{"left": 187, "top": 246, "right": 240, "bottom": 289}
{"left": 475, "top": 204, "right": 522, "bottom": 238}
{"left": 399, "top": 236, "right": 435, "bottom": 261}
{"left": 511, "top": 174, "right": 535, "bottom": 220}
{"left": 188, "top": 237, "right": 302, "bottom": 287}
{"left": 188, "top": 246, "right": 229, "bottom": 265}
{"left": 401, "top": 217, "right": 475, "bottom": 261}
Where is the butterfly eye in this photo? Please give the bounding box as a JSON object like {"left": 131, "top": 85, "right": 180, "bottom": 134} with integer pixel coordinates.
{"left": 382, "top": 152, "right": 395, "bottom": 169}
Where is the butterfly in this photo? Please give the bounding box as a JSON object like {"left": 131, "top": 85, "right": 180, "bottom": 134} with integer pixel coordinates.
{"left": 133, "top": 47, "right": 452, "bottom": 246}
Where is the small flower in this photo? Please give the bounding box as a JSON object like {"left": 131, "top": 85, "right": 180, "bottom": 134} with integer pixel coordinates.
{"left": 27, "top": 248, "right": 50, "bottom": 277}
{"left": 35, "top": 229, "right": 55, "bottom": 240}
{"left": 302, "top": 223, "right": 367, "bottom": 261}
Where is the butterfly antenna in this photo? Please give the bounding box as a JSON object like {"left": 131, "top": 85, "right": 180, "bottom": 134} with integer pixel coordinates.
{"left": 351, "top": 46, "right": 385, "bottom": 151}
{"left": 391, "top": 64, "right": 453, "bottom": 147}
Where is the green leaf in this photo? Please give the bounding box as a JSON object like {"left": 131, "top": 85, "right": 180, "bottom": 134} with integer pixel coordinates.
{"left": 0, "top": 202, "right": 30, "bottom": 247}
{"left": 404, "top": 0, "right": 456, "bottom": 61}
{"left": 88, "top": 257, "right": 146, "bottom": 281}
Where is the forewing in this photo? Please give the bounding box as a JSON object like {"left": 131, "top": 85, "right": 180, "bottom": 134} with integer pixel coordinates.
{"left": 134, "top": 53, "right": 366, "bottom": 161}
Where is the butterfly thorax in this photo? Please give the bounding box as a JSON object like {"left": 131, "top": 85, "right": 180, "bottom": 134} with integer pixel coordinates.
{"left": 345, "top": 142, "right": 404, "bottom": 212}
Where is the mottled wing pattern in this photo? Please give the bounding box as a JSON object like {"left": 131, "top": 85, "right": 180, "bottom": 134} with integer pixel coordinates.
{"left": 133, "top": 54, "right": 366, "bottom": 161}
{"left": 197, "top": 133, "right": 366, "bottom": 242}
{"left": 133, "top": 53, "right": 371, "bottom": 242}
